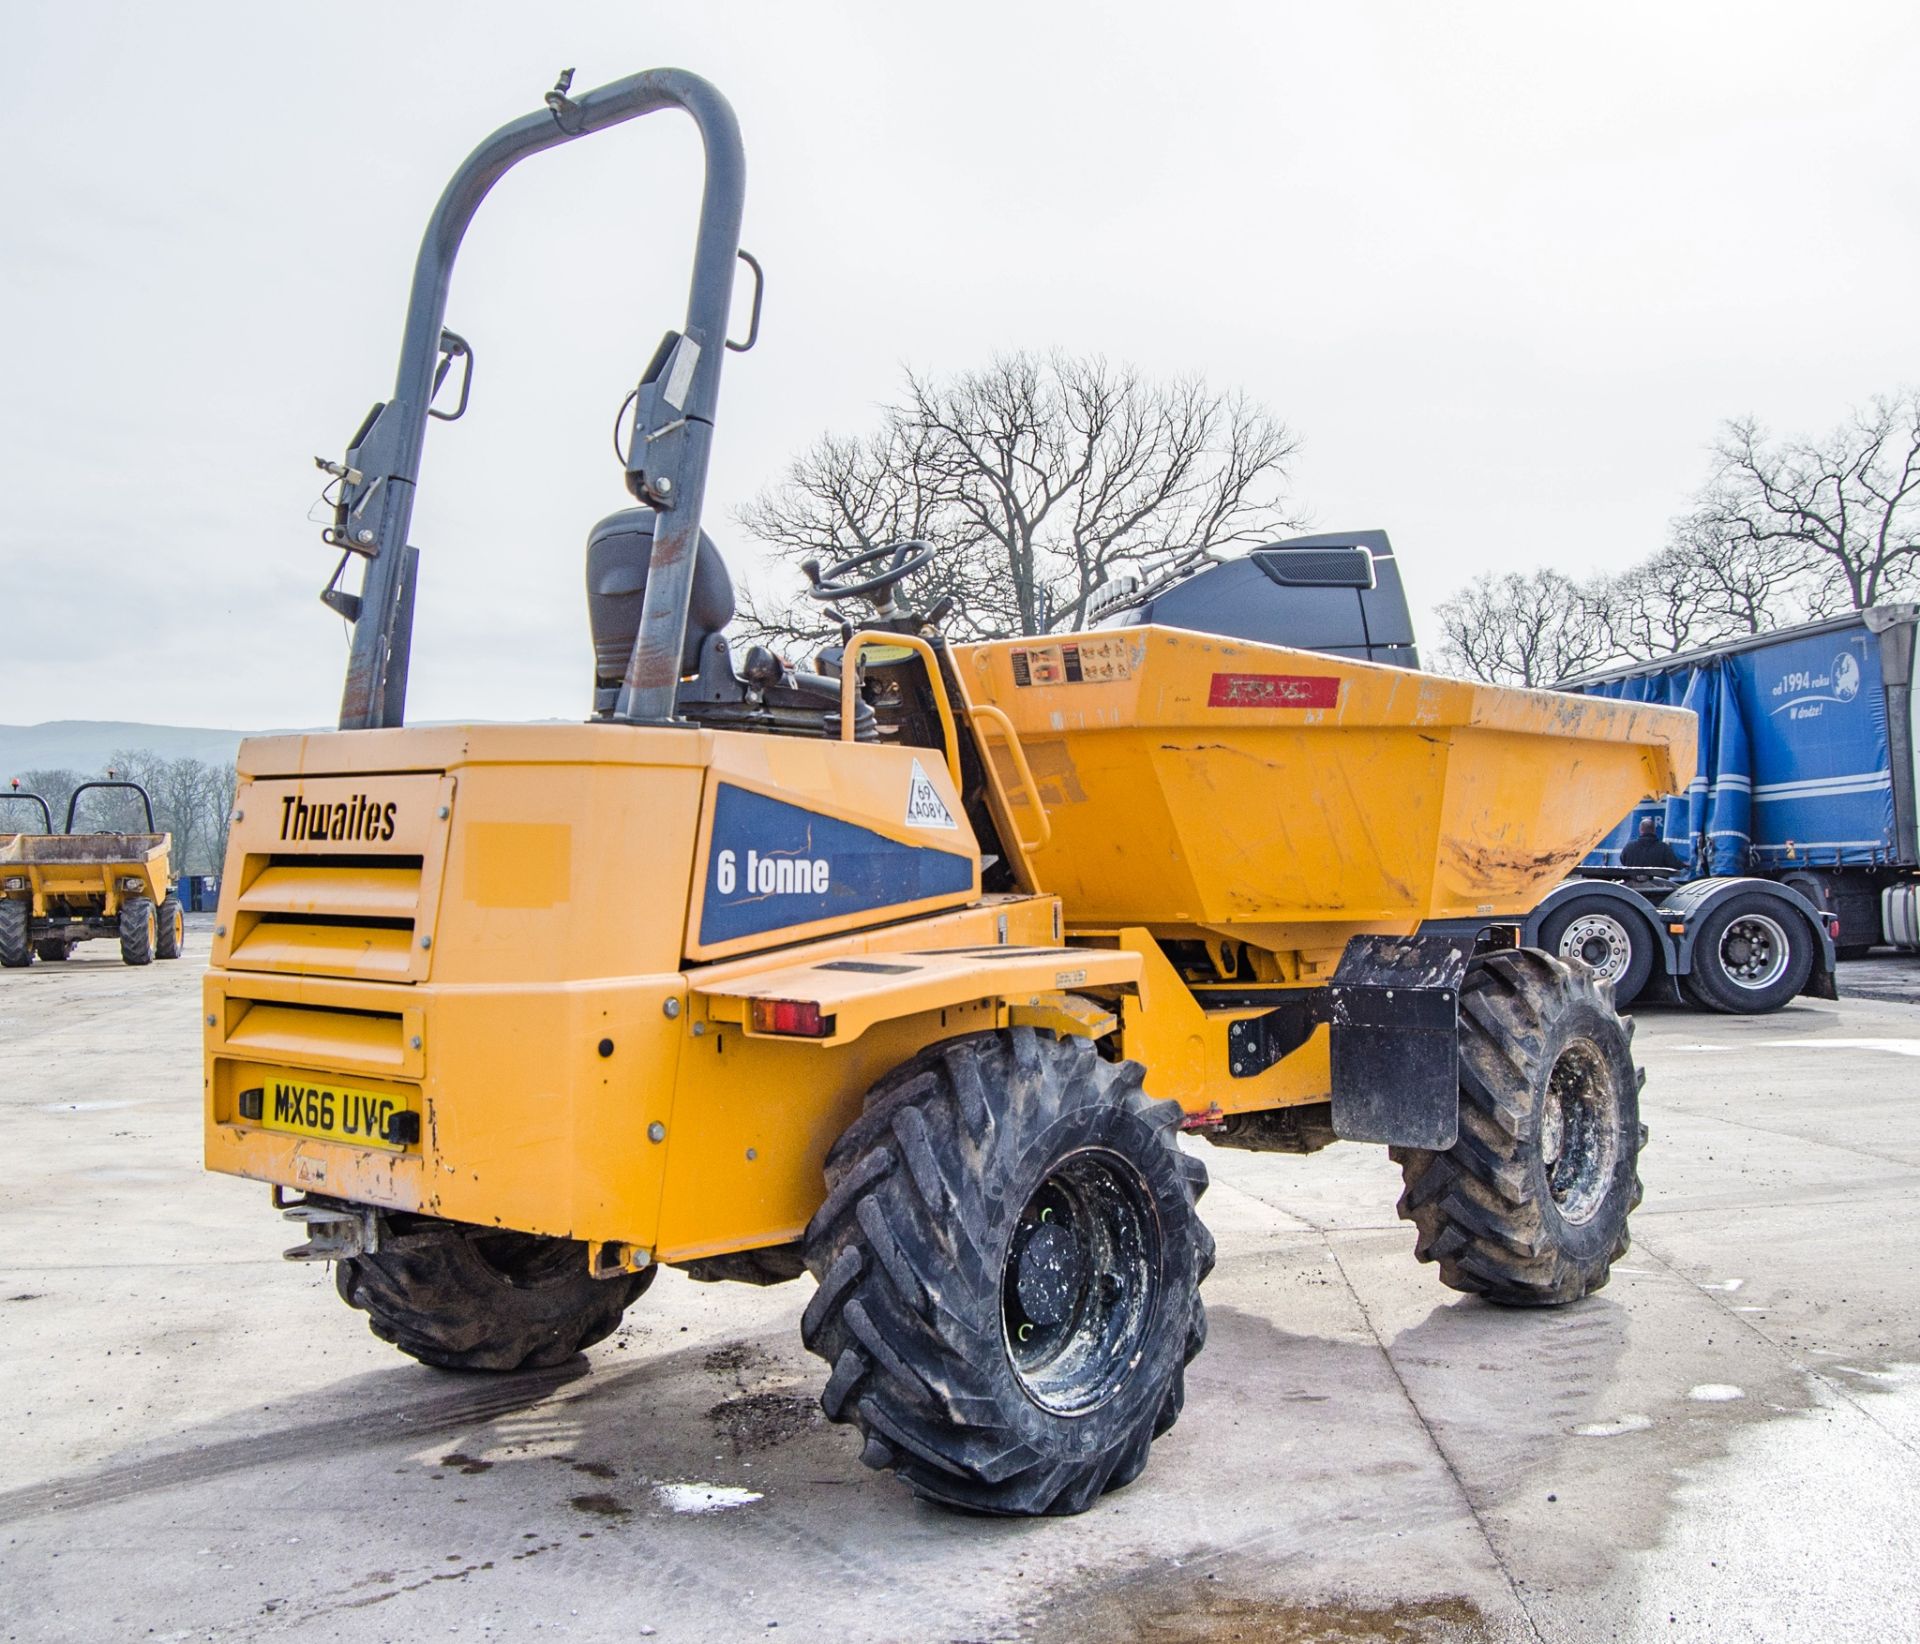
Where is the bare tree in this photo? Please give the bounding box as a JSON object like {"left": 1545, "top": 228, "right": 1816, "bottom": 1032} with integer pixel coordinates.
{"left": 1438, "top": 392, "right": 1919, "bottom": 685}
{"left": 203, "top": 762, "right": 240, "bottom": 874}
{"left": 9, "top": 769, "right": 81, "bottom": 832}
{"left": 1705, "top": 392, "right": 1920, "bottom": 609}
{"left": 1435, "top": 569, "right": 1611, "bottom": 686}
{"left": 739, "top": 351, "right": 1301, "bottom": 647}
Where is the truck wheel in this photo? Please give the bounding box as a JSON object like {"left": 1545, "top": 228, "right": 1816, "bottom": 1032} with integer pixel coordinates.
{"left": 1537, "top": 894, "right": 1656, "bottom": 1005}
{"left": 336, "top": 1227, "right": 655, "bottom": 1371}
{"left": 155, "top": 897, "right": 185, "bottom": 960}
{"left": 34, "top": 938, "right": 73, "bottom": 962}
{"left": 0, "top": 901, "right": 30, "bottom": 968}
{"left": 801, "top": 1028, "right": 1213, "bottom": 1516}
{"left": 118, "top": 897, "right": 156, "bottom": 966}
{"left": 1683, "top": 892, "right": 1813, "bottom": 1014}
{"left": 1392, "top": 950, "right": 1643, "bottom": 1307}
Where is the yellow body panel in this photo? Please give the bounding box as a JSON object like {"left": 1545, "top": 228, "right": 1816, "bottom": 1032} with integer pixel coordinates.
{"left": 204, "top": 724, "right": 1055, "bottom": 1259}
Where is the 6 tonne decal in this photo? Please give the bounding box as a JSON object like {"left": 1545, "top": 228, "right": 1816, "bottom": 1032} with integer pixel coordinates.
{"left": 700, "top": 783, "right": 974, "bottom": 946}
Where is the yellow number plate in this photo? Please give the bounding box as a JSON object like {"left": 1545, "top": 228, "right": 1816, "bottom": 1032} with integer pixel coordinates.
{"left": 258, "top": 1072, "right": 419, "bottom": 1152}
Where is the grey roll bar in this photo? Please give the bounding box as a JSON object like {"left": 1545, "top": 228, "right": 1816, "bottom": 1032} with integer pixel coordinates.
{"left": 2, "top": 792, "right": 53, "bottom": 834}
{"left": 65, "top": 781, "right": 156, "bottom": 833}
{"left": 332, "top": 68, "right": 746, "bottom": 730}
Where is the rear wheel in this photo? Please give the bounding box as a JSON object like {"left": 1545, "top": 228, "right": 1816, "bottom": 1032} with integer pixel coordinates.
{"left": 1683, "top": 892, "right": 1812, "bottom": 1014}
{"left": 34, "top": 938, "right": 73, "bottom": 962}
{"left": 801, "top": 1028, "right": 1212, "bottom": 1516}
{"left": 336, "top": 1225, "right": 654, "bottom": 1371}
{"left": 155, "top": 897, "right": 185, "bottom": 960}
{"left": 1537, "top": 894, "right": 1656, "bottom": 1005}
{"left": 0, "top": 901, "right": 30, "bottom": 968}
{"left": 118, "top": 897, "right": 156, "bottom": 966}
{"left": 1392, "top": 949, "right": 1643, "bottom": 1306}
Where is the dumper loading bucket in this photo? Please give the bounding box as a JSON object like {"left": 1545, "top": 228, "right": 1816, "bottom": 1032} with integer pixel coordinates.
{"left": 957, "top": 628, "right": 1696, "bottom": 949}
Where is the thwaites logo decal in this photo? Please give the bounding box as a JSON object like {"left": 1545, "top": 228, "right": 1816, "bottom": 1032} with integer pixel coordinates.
{"left": 279, "top": 792, "right": 398, "bottom": 843}
{"left": 700, "top": 784, "right": 973, "bottom": 945}
{"left": 1207, "top": 672, "right": 1341, "bottom": 709}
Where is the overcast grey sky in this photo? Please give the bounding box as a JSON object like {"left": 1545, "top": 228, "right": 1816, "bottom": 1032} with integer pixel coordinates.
{"left": 3, "top": 1, "right": 1916, "bottom": 730}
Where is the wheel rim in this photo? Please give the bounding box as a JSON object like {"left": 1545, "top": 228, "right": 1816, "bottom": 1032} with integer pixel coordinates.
{"left": 1717, "top": 912, "right": 1790, "bottom": 991}
{"left": 471, "top": 1232, "right": 581, "bottom": 1289}
{"left": 1538, "top": 1040, "right": 1620, "bottom": 1226}
{"left": 1001, "top": 1147, "right": 1160, "bottom": 1416}
{"left": 1556, "top": 913, "right": 1633, "bottom": 985}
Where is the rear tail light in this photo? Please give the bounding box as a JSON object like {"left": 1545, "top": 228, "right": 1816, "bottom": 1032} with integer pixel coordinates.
{"left": 748, "top": 998, "right": 833, "bottom": 1037}
{"left": 1828, "top": 916, "right": 1842, "bottom": 939}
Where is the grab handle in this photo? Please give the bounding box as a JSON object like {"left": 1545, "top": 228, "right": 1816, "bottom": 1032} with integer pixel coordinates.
{"left": 968, "top": 704, "right": 1052, "bottom": 853}
{"left": 838, "top": 632, "right": 963, "bottom": 793}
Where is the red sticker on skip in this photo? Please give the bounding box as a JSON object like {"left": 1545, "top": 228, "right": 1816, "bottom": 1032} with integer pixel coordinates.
{"left": 1207, "top": 672, "right": 1340, "bottom": 709}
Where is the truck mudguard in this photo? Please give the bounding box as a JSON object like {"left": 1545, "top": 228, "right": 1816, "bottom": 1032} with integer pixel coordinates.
{"left": 1659, "top": 875, "right": 1837, "bottom": 994}
{"left": 1521, "top": 879, "right": 1679, "bottom": 974}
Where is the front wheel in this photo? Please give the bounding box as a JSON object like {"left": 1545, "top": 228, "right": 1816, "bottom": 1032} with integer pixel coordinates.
{"left": 1683, "top": 892, "right": 1813, "bottom": 1014}
{"left": 0, "top": 901, "right": 31, "bottom": 968}
{"left": 336, "top": 1225, "right": 654, "bottom": 1371}
{"left": 119, "top": 897, "right": 156, "bottom": 966}
{"left": 802, "top": 1028, "right": 1212, "bottom": 1516}
{"left": 155, "top": 897, "right": 185, "bottom": 960}
{"left": 34, "top": 938, "right": 73, "bottom": 962}
{"left": 1393, "top": 949, "right": 1643, "bottom": 1306}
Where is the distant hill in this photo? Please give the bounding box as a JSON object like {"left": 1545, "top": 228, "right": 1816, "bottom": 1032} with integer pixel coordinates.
{"left": 1, "top": 718, "right": 570, "bottom": 778}
{"left": 0, "top": 721, "right": 283, "bottom": 775}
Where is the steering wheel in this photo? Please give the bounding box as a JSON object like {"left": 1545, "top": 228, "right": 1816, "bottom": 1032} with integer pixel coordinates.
{"left": 803, "top": 539, "right": 937, "bottom": 605}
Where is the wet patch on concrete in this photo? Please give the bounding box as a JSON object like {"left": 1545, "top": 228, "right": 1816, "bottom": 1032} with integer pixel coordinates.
{"left": 440, "top": 1452, "right": 492, "bottom": 1474}
{"left": 1033, "top": 1575, "right": 1489, "bottom": 1643}
{"left": 571, "top": 1458, "right": 618, "bottom": 1479}
{"left": 568, "top": 1492, "right": 631, "bottom": 1518}
{"left": 653, "top": 1480, "right": 763, "bottom": 1515}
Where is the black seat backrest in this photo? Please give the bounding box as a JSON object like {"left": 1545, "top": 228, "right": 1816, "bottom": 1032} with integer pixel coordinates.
{"left": 585, "top": 507, "right": 737, "bottom": 701}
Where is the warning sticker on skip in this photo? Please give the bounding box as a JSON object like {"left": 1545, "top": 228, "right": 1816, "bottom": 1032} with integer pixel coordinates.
{"left": 1207, "top": 672, "right": 1341, "bottom": 709}
{"left": 1009, "top": 635, "right": 1136, "bottom": 687}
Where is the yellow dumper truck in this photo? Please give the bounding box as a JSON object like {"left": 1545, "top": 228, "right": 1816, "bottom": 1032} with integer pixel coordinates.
{"left": 202, "top": 71, "right": 1695, "bottom": 1516}
{"left": 2, "top": 781, "right": 184, "bottom": 966}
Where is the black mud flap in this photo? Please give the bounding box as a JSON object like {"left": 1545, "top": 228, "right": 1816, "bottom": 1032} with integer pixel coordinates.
{"left": 1225, "top": 934, "right": 1470, "bottom": 1150}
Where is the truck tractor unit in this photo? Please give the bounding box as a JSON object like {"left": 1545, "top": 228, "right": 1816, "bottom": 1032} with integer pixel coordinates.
{"left": 202, "top": 70, "right": 1695, "bottom": 1516}
{"left": 2, "top": 781, "right": 184, "bottom": 967}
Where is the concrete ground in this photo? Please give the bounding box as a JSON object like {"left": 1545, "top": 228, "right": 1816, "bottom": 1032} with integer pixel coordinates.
{"left": 2, "top": 923, "right": 1917, "bottom": 1644}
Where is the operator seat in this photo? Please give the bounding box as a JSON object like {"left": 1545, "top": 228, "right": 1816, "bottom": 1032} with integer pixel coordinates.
{"left": 585, "top": 506, "right": 736, "bottom": 714}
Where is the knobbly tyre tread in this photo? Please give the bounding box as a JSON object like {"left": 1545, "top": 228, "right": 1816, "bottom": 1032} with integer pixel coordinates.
{"left": 336, "top": 1227, "right": 654, "bottom": 1372}
{"left": 0, "top": 901, "right": 30, "bottom": 968}
{"left": 800, "top": 1027, "right": 1213, "bottom": 1516}
{"left": 118, "top": 896, "right": 156, "bottom": 966}
{"left": 155, "top": 897, "right": 185, "bottom": 960}
{"left": 1390, "top": 949, "right": 1644, "bottom": 1307}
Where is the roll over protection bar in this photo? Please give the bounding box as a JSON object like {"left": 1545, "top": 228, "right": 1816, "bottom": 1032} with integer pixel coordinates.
{"left": 334, "top": 68, "right": 746, "bottom": 730}
{"left": 64, "top": 781, "right": 156, "bottom": 833}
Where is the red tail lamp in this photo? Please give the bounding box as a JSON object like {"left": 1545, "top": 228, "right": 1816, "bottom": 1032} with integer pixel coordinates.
{"left": 748, "top": 998, "right": 833, "bottom": 1037}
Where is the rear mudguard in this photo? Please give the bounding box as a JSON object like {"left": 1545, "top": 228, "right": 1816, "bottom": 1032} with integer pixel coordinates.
{"left": 1657, "top": 876, "right": 1838, "bottom": 1000}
